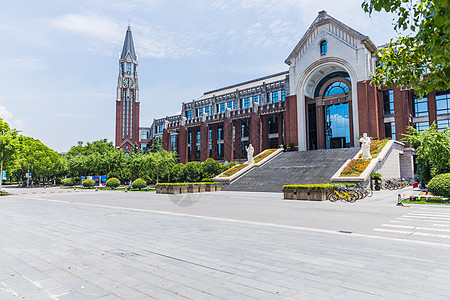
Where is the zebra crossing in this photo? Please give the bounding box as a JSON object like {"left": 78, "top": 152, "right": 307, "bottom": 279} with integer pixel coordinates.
{"left": 373, "top": 207, "right": 450, "bottom": 243}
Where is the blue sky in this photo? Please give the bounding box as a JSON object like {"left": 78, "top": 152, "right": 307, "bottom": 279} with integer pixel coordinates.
{"left": 0, "top": 0, "right": 396, "bottom": 152}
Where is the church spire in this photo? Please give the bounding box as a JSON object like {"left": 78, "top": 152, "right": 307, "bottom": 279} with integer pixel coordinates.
{"left": 120, "top": 26, "right": 137, "bottom": 60}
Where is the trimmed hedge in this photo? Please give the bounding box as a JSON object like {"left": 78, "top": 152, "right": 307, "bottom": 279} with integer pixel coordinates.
{"left": 283, "top": 183, "right": 356, "bottom": 190}
{"left": 62, "top": 178, "right": 75, "bottom": 186}
{"left": 82, "top": 179, "right": 95, "bottom": 188}
{"left": 156, "top": 182, "right": 221, "bottom": 186}
{"left": 428, "top": 173, "right": 450, "bottom": 198}
{"left": 106, "top": 178, "right": 120, "bottom": 189}
{"left": 132, "top": 178, "right": 147, "bottom": 190}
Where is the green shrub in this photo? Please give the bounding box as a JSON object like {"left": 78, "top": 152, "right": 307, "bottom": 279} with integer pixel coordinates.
{"left": 62, "top": 178, "right": 75, "bottom": 186}
{"left": 82, "top": 179, "right": 95, "bottom": 188}
{"left": 202, "top": 178, "right": 213, "bottom": 182}
{"left": 106, "top": 177, "right": 120, "bottom": 189}
{"left": 132, "top": 178, "right": 147, "bottom": 190}
{"left": 184, "top": 162, "right": 203, "bottom": 182}
{"left": 171, "top": 163, "right": 186, "bottom": 182}
{"left": 202, "top": 158, "right": 222, "bottom": 178}
{"left": 428, "top": 173, "right": 450, "bottom": 198}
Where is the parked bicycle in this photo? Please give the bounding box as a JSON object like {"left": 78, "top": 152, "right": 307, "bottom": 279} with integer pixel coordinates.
{"left": 328, "top": 185, "right": 357, "bottom": 202}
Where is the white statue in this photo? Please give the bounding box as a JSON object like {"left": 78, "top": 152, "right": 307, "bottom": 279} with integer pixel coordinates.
{"left": 359, "top": 133, "right": 372, "bottom": 159}
{"left": 246, "top": 144, "right": 254, "bottom": 164}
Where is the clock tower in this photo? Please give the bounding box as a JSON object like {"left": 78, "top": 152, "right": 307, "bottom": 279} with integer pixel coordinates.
{"left": 115, "top": 25, "right": 140, "bottom": 151}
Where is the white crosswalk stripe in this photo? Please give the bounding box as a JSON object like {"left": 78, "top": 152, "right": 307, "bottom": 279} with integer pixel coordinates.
{"left": 373, "top": 207, "right": 450, "bottom": 242}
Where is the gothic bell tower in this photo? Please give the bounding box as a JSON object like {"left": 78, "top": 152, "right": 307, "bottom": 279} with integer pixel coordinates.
{"left": 115, "top": 26, "right": 140, "bottom": 151}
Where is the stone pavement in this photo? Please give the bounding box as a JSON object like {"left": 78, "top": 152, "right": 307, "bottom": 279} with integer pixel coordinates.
{"left": 1, "top": 191, "right": 450, "bottom": 299}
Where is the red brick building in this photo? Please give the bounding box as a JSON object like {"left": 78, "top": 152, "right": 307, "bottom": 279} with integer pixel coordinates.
{"left": 132, "top": 11, "right": 449, "bottom": 162}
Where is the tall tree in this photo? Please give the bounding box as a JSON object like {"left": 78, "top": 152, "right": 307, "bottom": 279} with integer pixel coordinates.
{"left": 0, "top": 118, "right": 19, "bottom": 183}
{"left": 363, "top": 0, "right": 450, "bottom": 95}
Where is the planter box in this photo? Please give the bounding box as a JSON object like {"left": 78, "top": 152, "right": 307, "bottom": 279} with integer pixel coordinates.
{"left": 283, "top": 188, "right": 331, "bottom": 201}
{"left": 156, "top": 185, "right": 188, "bottom": 194}
{"left": 205, "top": 184, "right": 221, "bottom": 192}
{"left": 157, "top": 184, "right": 221, "bottom": 194}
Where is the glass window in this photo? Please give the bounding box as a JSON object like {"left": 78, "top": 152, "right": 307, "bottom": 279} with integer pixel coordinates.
{"left": 414, "top": 121, "right": 429, "bottom": 132}
{"left": 186, "top": 110, "right": 192, "bottom": 119}
{"left": 324, "top": 81, "right": 349, "bottom": 96}
{"left": 218, "top": 125, "right": 223, "bottom": 140}
{"left": 141, "top": 131, "right": 148, "bottom": 140}
{"left": 252, "top": 96, "right": 258, "bottom": 103}
{"left": 281, "top": 90, "right": 285, "bottom": 102}
{"left": 436, "top": 89, "right": 450, "bottom": 115}
{"left": 188, "top": 131, "right": 192, "bottom": 144}
{"left": 325, "top": 102, "right": 350, "bottom": 149}
{"left": 209, "top": 144, "right": 212, "bottom": 157}
{"left": 205, "top": 106, "right": 210, "bottom": 115}
{"left": 170, "top": 135, "right": 176, "bottom": 152}
{"left": 383, "top": 90, "right": 394, "bottom": 115}
{"left": 227, "top": 101, "right": 233, "bottom": 110}
{"left": 196, "top": 130, "right": 201, "bottom": 143}
{"left": 413, "top": 94, "right": 428, "bottom": 117}
{"left": 437, "top": 119, "right": 450, "bottom": 130}
{"left": 241, "top": 141, "right": 249, "bottom": 157}
{"left": 244, "top": 97, "right": 250, "bottom": 108}
{"left": 267, "top": 93, "right": 271, "bottom": 103}
{"left": 126, "top": 63, "right": 131, "bottom": 75}
{"left": 209, "top": 129, "right": 212, "bottom": 142}
{"left": 272, "top": 92, "right": 279, "bottom": 103}
{"left": 217, "top": 144, "right": 224, "bottom": 158}
{"left": 121, "top": 64, "right": 125, "bottom": 73}
{"left": 198, "top": 107, "right": 203, "bottom": 116}
{"left": 141, "top": 144, "right": 147, "bottom": 153}
{"left": 268, "top": 115, "right": 278, "bottom": 134}
{"left": 241, "top": 119, "right": 249, "bottom": 137}
{"left": 220, "top": 103, "right": 225, "bottom": 113}
{"left": 196, "top": 146, "right": 200, "bottom": 160}
{"left": 384, "top": 122, "right": 396, "bottom": 140}
{"left": 320, "top": 40, "right": 327, "bottom": 54}
{"left": 133, "top": 65, "right": 136, "bottom": 74}
{"left": 188, "top": 146, "right": 191, "bottom": 160}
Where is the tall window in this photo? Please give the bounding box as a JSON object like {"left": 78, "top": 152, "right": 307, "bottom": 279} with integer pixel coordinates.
{"left": 272, "top": 92, "right": 279, "bottom": 103}
{"left": 227, "top": 101, "right": 233, "bottom": 110}
{"left": 324, "top": 82, "right": 349, "bottom": 96}
{"left": 122, "top": 90, "right": 126, "bottom": 138}
{"left": 437, "top": 119, "right": 450, "bottom": 130}
{"left": 217, "top": 125, "right": 223, "bottom": 140}
{"left": 220, "top": 103, "right": 225, "bottom": 113}
{"left": 244, "top": 97, "right": 250, "bottom": 108}
{"left": 196, "top": 130, "right": 201, "bottom": 143}
{"left": 196, "top": 146, "right": 200, "bottom": 160}
{"left": 209, "top": 129, "right": 212, "bottom": 142}
{"left": 268, "top": 115, "right": 278, "bottom": 134}
{"left": 209, "top": 144, "right": 212, "bottom": 157}
{"left": 252, "top": 96, "right": 258, "bottom": 103}
{"left": 186, "top": 110, "right": 192, "bottom": 119}
{"left": 436, "top": 89, "right": 450, "bottom": 115}
{"left": 281, "top": 90, "right": 285, "bottom": 102}
{"left": 205, "top": 106, "right": 210, "bottom": 115}
{"left": 384, "top": 122, "right": 396, "bottom": 140}
{"left": 413, "top": 94, "right": 428, "bottom": 117}
{"left": 217, "top": 144, "right": 224, "bottom": 158}
{"left": 267, "top": 93, "right": 271, "bottom": 103}
{"left": 320, "top": 40, "right": 327, "bottom": 55}
{"left": 198, "top": 107, "right": 203, "bottom": 116}
{"left": 383, "top": 90, "right": 394, "bottom": 115}
{"left": 241, "top": 119, "right": 249, "bottom": 137}
{"left": 121, "top": 64, "right": 125, "bottom": 73}
{"left": 170, "top": 135, "right": 176, "bottom": 152}
{"left": 126, "top": 63, "right": 131, "bottom": 74}
{"left": 414, "top": 121, "right": 429, "bottom": 132}
{"left": 130, "top": 91, "right": 133, "bottom": 138}
{"left": 133, "top": 65, "right": 136, "bottom": 74}
{"left": 188, "top": 130, "right": 192, "bottom": 144}
{"left": 141, "top": 131, "right": 148, "bottom": 140}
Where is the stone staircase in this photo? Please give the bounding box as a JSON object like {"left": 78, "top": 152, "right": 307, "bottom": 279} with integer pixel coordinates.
{"left": 223, "top": 148, "right": 360, "bottom": 192}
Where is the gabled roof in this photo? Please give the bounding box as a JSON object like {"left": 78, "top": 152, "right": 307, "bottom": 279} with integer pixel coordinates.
{"left": 120, "top": 26, "right": 137, "bottom": 60}
{"left": 285, "top": 10, "right": 376, "bottom": 65}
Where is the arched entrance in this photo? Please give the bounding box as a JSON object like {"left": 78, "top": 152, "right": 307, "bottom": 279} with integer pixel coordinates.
{"left": 295, "top": 58, "right": 359, "bottom": 150}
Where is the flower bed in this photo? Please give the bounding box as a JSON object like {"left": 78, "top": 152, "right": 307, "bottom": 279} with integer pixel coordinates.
{"left": 358, "top": 139, "right": 389, "bottom": 158}
{"left": 340, "top": 159, "right": 371, "bottom": 177}
{"left": 402, "top": 195, "right": 450, "bottom": 205}
{"left": 253, "top": 149, "right": 277, "bottom": 164}
{"left": 282, "top": 183, "right": 355, "bottom": 201}
{"left": 219, "top": 164, "right": 248, "bottom": 177}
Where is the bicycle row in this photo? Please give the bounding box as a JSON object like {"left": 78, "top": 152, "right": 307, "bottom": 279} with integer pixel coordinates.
{"left": 382, "top": 178, "right": 415, "bottom": 190}
{"left": 328, "top": 184, "right": 373, "bottom": 203}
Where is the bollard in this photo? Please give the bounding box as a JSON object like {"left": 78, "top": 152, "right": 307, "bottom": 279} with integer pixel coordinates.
{"left": 397, "top": 193, "right": 403, "bottom": 206}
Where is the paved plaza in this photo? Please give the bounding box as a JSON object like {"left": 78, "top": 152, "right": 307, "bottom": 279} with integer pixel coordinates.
{"left": 1, "top": 187, "right": 450, "bottom": 299}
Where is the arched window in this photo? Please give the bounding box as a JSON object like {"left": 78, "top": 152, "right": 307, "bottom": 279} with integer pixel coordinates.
{"left": 324, "top": 81, "right": 349, "bottom": 96}
{"left": 320, "top": 40, "right": 327, "bottom": 55}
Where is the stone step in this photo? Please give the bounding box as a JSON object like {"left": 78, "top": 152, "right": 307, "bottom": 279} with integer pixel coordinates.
{"left": 223, "top": 148, "right": 359, "bottom": 192}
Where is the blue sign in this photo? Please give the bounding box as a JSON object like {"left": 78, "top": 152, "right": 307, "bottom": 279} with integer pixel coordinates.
{"left": 1, "top": 171, "right": 6, "bottom": 180}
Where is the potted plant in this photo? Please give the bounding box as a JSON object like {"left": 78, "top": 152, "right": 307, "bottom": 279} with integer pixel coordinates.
{"left": 371, "top": 173, "right": 382, "bottom": 190}
{"left": 287, "top": 143, "right": 297, "bottom": 151}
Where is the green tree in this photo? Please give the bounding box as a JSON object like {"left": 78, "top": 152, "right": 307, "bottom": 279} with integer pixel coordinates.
{"left": 170, "top": 163, "right": 186, "bottom": 182}
{"left": 202, "top": 158, "right": 222, "bottom": 179}
{"left": 184, "top": 161, "right": 203, "bottom": 182}
{"left": 150, "top": 136, "right": 163, "bottom": 153}
{"left": 403, "top": 122, "right": 450, "bottom": 182}
{"left": 363, "top": 0, "right": 450, "bottom": 95}
{"left": 0, "top": 119, "right": 19, "bottom": 185}
{"left": 146, "top": 150, "right": 176, "bottom": 183}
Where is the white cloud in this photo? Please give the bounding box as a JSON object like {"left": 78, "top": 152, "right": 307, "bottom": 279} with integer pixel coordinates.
{"left": 0, "top": 105, "right": 24, "bottom": 130}
{"left": 0, "top": 57, "right": 46, "bottom": 71}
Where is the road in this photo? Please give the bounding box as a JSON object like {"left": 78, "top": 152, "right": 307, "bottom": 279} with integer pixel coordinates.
{"left": 1, "top": 187, "right": 450, "bottom": 299}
